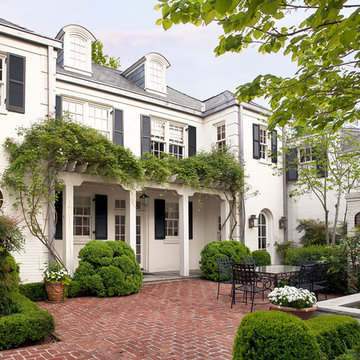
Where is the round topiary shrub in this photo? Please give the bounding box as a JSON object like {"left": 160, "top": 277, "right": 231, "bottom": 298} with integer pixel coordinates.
{"left": 74, "top": 240, "right": 143, "bottom": 297}
{"left": 233, "top": 311, "right": 323, "bottom": 360}
{"left": 200, "top": 240, "right": 250, "bottom": 281}
{"left": 251, "top": 250, "right": 271, "bottom": 266}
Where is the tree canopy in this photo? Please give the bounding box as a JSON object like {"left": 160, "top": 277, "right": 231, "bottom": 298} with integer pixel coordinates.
{"left": 155, "top": 0, "right": 360, "bottom": 131}
{"left": 92, "top": 40, "right": 121, "bottom": 69}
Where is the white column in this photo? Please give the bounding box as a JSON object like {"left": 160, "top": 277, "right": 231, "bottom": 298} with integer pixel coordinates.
{"left": 126, "top": 189, "right": 137, "bottom": 252}
{"left": 179, "top": 193, "right": 189, "bottom": 276}
{"left": 63, "top": 183, "right": 74, "bottom": 273}
{"left": 221, "top": 199, "right": 231, "bottom": 241}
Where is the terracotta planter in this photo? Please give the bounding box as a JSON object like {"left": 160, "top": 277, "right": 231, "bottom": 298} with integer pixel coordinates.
{"left": 269, "top": 303, "right": 318, "bottom": 320}
{"left": 45, "top": 281, "right": 65, "bottom": 301}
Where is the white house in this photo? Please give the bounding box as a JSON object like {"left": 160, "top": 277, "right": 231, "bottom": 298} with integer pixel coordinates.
{"left": 0, "top": 18, "right": 303, "bottom": 283}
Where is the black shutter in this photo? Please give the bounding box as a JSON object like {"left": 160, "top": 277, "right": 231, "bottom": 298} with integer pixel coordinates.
{"left": 7, "top": 53, "right": 25, "bottom": 113}
{"left": 188, "top": 126, "right": 197, "bottom": 157}
{"left": 253, "top": 124, "right": 260, "bottom": 159}
{"left": 55, "top": 191, "right": 63, "bottom": 240}
{"left": 286, "top": 148, "right": 298, "bottom": 181}
{"left": 55, "top": 95, "right": 62, "bottom": 119}
{"left": 314, "top": 147, "right": 328, "bottom": 178}
{"left": 154, "top": 199, "right": 165, "bottom": 240}
{"left": 113, "top": 109, "right": 124, "bottom": 146}
{"left": 271, "top": 130, "right": 278, "bottom": 164}
{"left": 189, "top": 201, "right": 193, "bottom": 240}
{"left": 141, "top": 115, "right": 151, "bottom": 155}
{"left": 95, "top": 195, "right": 108, "bottom": 240}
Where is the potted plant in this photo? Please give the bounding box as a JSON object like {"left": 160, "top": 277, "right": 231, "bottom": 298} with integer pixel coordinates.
{"left": 268, "top": 285, "right": 318, "bottom": 320}
{"left": 43, "top": 260, "right": 71, "bottom": 301}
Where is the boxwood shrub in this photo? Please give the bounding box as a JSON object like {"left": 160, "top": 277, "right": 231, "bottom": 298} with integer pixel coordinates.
{"left": 18, "top": 282, "right": 47, "bottom": 301}
{"left": 200, "top": 240, "right": 250, "bottom": 281}
{"left": 74, "top": 240, "right": 143, "bottom": 297}
{"left": 251, "top": 250, "right": 271, "bottom": 266}
{"left": 306, "top": 315, "right": 360, "bottom": 359}
{"left": 233, "top": 310, "right": 322, "bottom": 360}
{"left": 0, "top": 292, "right": 55, "bottom": 351}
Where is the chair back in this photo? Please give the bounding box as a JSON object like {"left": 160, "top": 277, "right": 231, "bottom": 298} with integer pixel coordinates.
{"left": 298, "top": 263, "right": 317, "bottom": 286}
{"left": 313, "top": 262, "right": 331, "bottom": 284}
{"left": 216, "top": 257, "right": 233, "bottom": 281}
{"left": 293, "top": 256, "right": 318, "bottom": 266}
{"left": 241, "top": 256, "right": 258, "bottom": 266}
{"left": 232, "top": 262, "right": 257, "bottom": 286}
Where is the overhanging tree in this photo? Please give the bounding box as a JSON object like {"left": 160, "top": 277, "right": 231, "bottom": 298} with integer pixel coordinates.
{"left": 155, "top": 0, "right": 360, "bottom": 131}
{"left": 92, "top": 40, "right": 121, "bottom": 69}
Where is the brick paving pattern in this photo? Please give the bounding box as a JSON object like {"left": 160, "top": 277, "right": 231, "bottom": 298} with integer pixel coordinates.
{"left": 0, "top": 279, "right": 323, "bottom": 360}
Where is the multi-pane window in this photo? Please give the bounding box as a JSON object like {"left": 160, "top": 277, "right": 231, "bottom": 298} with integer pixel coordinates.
{"left": 136, "top": 216, "right": 141, "bottom": 263}
{"left": 74, "top": 196, "right": 91, "bottom": 236}
{"left": 87, "top": 105, "right": 109, "bottom": 135}
{"left": 0, "top": 57, "right": 4, "bottom": 109}
{"left": 115, "top": 215, "right": 126, "bottom": 242}
{"left": 259, "top": 128, "right": 268, "bottom": 160}
{"left": 114, "top": 199, "right": 126, "bottom": 210}
{"left": 165, "top": 203, "right": 179, "bottom": 237}
{"left": 216, "top": 124, "right": 226, "bottom": 150}
{"left": 258, "top": 213, "right": 266, "bottom": 250}
{"left": 151, "top": 119, "right": 185, "bottom": 159}
{"left": 70, "top": 35, "right": 86, "bottom": 69}
{"left": 149, "top": 60, "right": 163, "bottom": 92}
{"left": 62, "top": 99, "right": 84, "bottom": 123}
{"left": 299, "top": 147, "right": 313, "bottom": 163}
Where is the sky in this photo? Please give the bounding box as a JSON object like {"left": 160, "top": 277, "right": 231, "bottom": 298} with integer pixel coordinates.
{"left": 1, "top": 0, "right": 298, "bottom": 107}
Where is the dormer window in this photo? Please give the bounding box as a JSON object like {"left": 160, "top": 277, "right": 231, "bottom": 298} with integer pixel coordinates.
{"left": 69, "top": 35, "right": 86, "bottom": 70}
{"left": 149, "top": 60, "right": 164, "bottom": 93}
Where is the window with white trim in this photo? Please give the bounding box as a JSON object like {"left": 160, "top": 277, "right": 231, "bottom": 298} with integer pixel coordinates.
{"left": 258, "top": 213, "right": 266, "bottom": 250}
{"left": 74, "top": 196, "right": 91, "bottom": 237}
{"left": 114, "top": 199, "right": 126, "bottom": 242}
{"left": 259, "top": 127, "right": 268, "bottom": 160}
{"left": 62, "top": 99, "right": 110, "bottom": 138}
{"left": 151, "top": 119, "right": 185, "bottom": 159}
{"left": 69, "top": 35, "right": 86, "bottom": 70}
{"left": 216, "top": 124, "right": 226, "bottom": 150}
{"left": 149, "top": 60, "right": 164, "bottom": 93}
{"left": 165, "top": 203, "right": 179, "bottom": 237}
{"left": 299, "top": 147, "right": 314, "bottom": 163}
{"left": 0, "top": 55, "right": 5, "bottom": 111}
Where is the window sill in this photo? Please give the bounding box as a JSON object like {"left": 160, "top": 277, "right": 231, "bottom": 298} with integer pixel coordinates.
{"left": 164, "top": 237, "right": 179, "bottom": 244}
{"left": 258, "top": 159, "right": 272, "bottom": 165}
{"left": 74, "top": 237, "right": 92, "bottom": 245}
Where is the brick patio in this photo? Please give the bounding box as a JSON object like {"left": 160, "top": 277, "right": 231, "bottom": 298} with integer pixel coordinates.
{"left": 0, "top": 279, "right": 273, "bottom": 360}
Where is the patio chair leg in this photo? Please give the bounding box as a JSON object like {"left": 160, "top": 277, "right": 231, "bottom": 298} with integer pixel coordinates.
{"left": 217, "top": 282, "right": 220, "bottom": 299}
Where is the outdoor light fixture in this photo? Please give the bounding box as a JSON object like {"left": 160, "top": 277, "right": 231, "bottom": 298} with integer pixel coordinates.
{"left": 248, "top": 215, "right": 258, "bottom": 228}
{"left": 139, "top": 192, "right": 149, "bottom": 208}
{"left": 279, "top": 216, "right": 287, "bottom": 230}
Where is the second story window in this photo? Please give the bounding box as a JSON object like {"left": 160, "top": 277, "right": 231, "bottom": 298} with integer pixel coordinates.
{"left": 70, "top": 35, "right": 86, "bottom": 70}
{"left": 299, "top": 147, "right": 313, "bottom": 163}
{"left": 216, "top": 124, "right": 226, "bottom": 150}
{"left": 149, "top": 60, "right": 164, "bottom": 93}
{"left": 0, "top": 57, "right": 4, "bottom": 110}
{"left": 259, "top": 127, "right": 268, "bottom": 159}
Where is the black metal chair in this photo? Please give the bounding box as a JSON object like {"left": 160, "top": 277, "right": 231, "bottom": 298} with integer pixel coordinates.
{"left": 293, "top": 256, "right": 319, "bottom": 266}
{"left": 288, "top": 263, "right": 317, "bottom": 293}
{"left": 215, "top": 257, "right": 233, "bottom": 299}
{"left": 312, "top": 262, "right": 331, "bottom": 300}
{"left": 241, "top": 256, "right": 258, "bottom": 266}
{"left": 231, "top": 262, "right": 271, "bottom": 312}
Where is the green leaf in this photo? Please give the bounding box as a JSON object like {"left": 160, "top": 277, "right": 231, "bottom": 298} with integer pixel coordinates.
{"left": 215, "top": 0, "right": 233, "bottom": 15}
{"left": 340, "top": 30, "right": 355, "bottom": 47}
{"left": 203, "top": 9, "right": 217, "bottom": 25}
{"left": 162, "top": 18, "right": 173, "bottom": 30}
{"left": 260, "top": 0, "right": 279, "bottom": 15}
{"left": 155, "top": 19, "right": 163, "bottom": 26}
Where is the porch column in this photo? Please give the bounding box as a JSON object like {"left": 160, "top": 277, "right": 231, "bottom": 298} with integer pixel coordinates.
{"left": 220, "top": 199, "right": 231, "bottom": 241}
{"left": 179, "top": 193, "right": 189, "bottom": 276}
{"left": 63, "top": 183, "right": 74, "bottom": 274}
{"left": 126, "top": 189, "right": 137, "bottom": 252}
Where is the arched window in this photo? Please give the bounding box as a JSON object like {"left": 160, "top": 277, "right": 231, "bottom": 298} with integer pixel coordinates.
{"left": 69, "top": 35, "right": 86, "bottom": 70}
{"left": 258, "top": 213, "right": 266, "bottom": 250}
{"left": 149, "top": 60, "right": 164, "bottom": 92}
{"left": 355, "top": 212, "right": 360, "bottom": 227}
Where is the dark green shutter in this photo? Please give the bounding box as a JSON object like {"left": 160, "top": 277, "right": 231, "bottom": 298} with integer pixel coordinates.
{"left": 154, "top": 199, "right": 165, "bottom": 240}
{"left": 141, "top": 115, "right": 151, "bottom": 155}
{"left": 189, "top": 201, "right": 193, "bottom": 240}
{"left": 55, "top": 191, "right": 63, "bottom": 240}
{"left": 113, "top": 109, "right": 124, "bottom": 146}
{"left": 95, "top": 195, "right": 108, "bottom": 240}
{"left": 55, "top": 95, "right": 62, "bottom": 119}
{"left": 253, "top": 124, "right": 260, "bottom": 159}
{"left": 7, "top": 53, "right": 25, "bottom": 113}
{"left": 271, "top": 130, "right": 278, "bottom": 163}
{"left": 188, "top": 126, "right": 197, "bottom": 157}
{"left": 286, "top": 148, "right": 298, "bottom": 181}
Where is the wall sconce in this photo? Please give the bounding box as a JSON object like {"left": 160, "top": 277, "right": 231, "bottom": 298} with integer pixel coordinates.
{"left": 248, "top": 215, "right": 258, "bottom": 228}
{"left": 139, "top": 192, "right": 149, "bottom": 208}
{"left": 279, "top": 216, "right": 287, "bottom": 229}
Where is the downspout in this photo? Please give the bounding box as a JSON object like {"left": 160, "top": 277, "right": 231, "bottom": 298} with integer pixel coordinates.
{"left": 282, "top": 127, "right": 289, "bottom": 243}
{"left": 238, "top": 104, "right": 245, "bottom": 243}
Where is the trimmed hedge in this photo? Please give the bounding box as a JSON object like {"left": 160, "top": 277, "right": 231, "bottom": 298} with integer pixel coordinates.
{"left": 233, "top": 310, "right": 322, "bottom": 360}
{"left": 251, "top": 250, "right": 271, "bottom": 266}
{"left": 200, "top": 240, "right": 250, "bottom": 281}
{"left": 306, "top": 315, "right": 360, "bottom": 359}
{"left": 18, "top": 282, "right": 47, "bottom": 301}
{"left": 284, "top": 245, "right": 334, "bottom": 265}
{"left": 0, "top": 292, "right": 55, "bottom": 351}
{"left": 74, "top": 240, "right": 143, "bottom": 297}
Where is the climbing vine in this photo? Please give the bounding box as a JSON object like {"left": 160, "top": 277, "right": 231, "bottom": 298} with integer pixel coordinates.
{"left": 2, "top": 117, "right": 248, "bottom": 266}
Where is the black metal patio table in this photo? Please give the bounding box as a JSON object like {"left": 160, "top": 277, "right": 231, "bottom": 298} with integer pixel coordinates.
{"left": 255, "top": 265, "right": 301, "bottom": 288}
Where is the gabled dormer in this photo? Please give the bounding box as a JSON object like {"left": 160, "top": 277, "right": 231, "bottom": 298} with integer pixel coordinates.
{"left": 123, "top": 53, "right": 170, "bottom": 97}
{"left": 56, "top": 25, "right": 96, "bottom": 76}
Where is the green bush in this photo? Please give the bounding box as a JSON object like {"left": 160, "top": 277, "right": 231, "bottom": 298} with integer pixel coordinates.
{"left": 18, "top": 282, "right": 46, "bottom": 301}
{"left": 200, "top": 240, "right": 250, "bottom": 281}
{"left": 306, "top": 315, "right": 360, "bottom": 359}
{"left": 74, "top": 240, "right": 143, "bottom": 297}
{"left": 251, "top": 250, "right": 271, "bottom": 265}
{"left": 233, "top": 311, "right": 322, "bottom": 360}
{"left": 296, "top": 219, "right": 327, "bottom": 246}
{"left": 0, "top": 292, "right": 55, "bottom": 351}
{"left": 335, "top": 346, "right": 360, "bottom": 359}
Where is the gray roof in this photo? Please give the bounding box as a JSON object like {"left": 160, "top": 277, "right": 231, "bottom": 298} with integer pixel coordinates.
{"left": 0, "top": 18, "right": 34, "bottom": 33}
{"left": 204, "top": 91, "right": 237, "bottom": 112}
